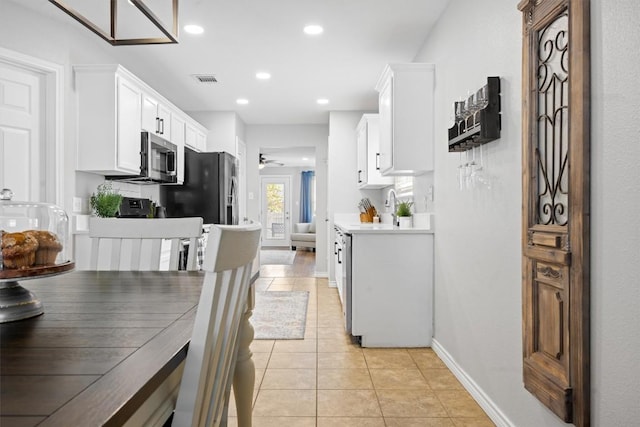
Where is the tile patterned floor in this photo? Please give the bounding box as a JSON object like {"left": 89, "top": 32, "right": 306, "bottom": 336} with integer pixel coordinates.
{"left": 228, "top": 250, "right": 494, "bottom": 426}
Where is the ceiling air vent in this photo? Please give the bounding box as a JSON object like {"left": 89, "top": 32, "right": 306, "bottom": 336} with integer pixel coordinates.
{"left": 193, "top": 74, "right": 218, "bottom": 84}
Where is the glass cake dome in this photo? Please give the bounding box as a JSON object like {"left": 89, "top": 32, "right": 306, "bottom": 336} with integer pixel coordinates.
{"left": 0, "top": 188, "right": 74, "bottom": 322}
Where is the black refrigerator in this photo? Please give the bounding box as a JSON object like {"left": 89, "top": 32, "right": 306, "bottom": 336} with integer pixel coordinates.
{"left": 160, "top": 149, "right": 238, "bottom": 225}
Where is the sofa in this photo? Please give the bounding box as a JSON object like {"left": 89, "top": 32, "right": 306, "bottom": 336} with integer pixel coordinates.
{"left": 291, "top": 218, "right": 316, "bottom": 251}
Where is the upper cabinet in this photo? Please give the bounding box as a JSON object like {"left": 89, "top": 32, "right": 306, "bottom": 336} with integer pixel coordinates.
{"left": 142, "top": 93, "right": 171, "bottom": 138}
{"left": 375, "top": 63, "right": 435, "bottom": 176}
{"left": 356, "top": 114, "right": 393, "bottom": 189}
{"left": 185, "top": 121, "right": 207, "bottom": 152}
{"left": 75, "top": 65, "right": 142, "bottom": 175}
{"left": 170, "top": 113, "right": 186, "bottom": 184}
{"left": 74, "top": 64, "right": 207, "bottom": 177}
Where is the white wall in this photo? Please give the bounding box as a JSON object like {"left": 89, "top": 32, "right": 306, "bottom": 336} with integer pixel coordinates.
{"left": 0, "top": 2, "right": 204, "bottom": 214}
{"left": 245, "top": 125, "right": 329, "bottom": 275}
{"left": 0, "top": 2, "right": 125, "bottom": 215}
{"left": 328, "top": 112, "right": 368, "bottom": 216}
{"left": 413, "top": 0, "right": 640, "bottom": 426}
{"left": 590, "top": 1, "right": 640, "bottom": 423}
{"left": 327, "top": 111, "right": 366, "bottom": 281}
{"left": 188, "top": 111, "right": 244, "bottom": 154}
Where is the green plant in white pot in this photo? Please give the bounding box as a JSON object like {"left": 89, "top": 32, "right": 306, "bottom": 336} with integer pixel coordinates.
{"left": 396, "top": 199, "right": 413, "bottom": 228}
{"left": 90, "top": 182, "right": 122, "bottom": 218}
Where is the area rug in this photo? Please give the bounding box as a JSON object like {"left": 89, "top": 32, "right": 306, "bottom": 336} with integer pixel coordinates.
{"left": 251, "top": 291, "right": 309, "bottom": 339}
{"left": 260, "top": 249, "right": 296, "bottom": 265}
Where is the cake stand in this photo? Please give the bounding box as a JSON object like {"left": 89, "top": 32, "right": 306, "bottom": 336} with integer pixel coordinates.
{"left": 0, "top": 261, "right": 75, "bottom": 323}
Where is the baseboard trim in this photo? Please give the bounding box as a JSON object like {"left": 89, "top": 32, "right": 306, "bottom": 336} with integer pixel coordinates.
{"left": 314, "top": 271, "right": 328, "bottom": 278}
{"left": 432, "top": 339, "right": 514, "bottom": 427}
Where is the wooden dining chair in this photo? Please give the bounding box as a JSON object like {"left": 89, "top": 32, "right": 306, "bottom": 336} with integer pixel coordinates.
{"left": 88, "top": 217, "right": 204, "bottom": 271}
{"left": 172, "top": 223, "right": 261, "bottom": 427}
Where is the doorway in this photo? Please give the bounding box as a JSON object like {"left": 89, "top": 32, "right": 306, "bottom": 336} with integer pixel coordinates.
{"left": 0, "top": 47, "right": 64, "bottom": 204}
{"left": 260, "top": 176, "right": 291, "bottom": 247}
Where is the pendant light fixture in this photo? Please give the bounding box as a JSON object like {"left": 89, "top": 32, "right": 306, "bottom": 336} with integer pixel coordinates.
{"left": 48, "top": 0, "right": 179, "bottom": 46}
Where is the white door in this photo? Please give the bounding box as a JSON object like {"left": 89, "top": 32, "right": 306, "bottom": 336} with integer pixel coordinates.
{"left": 260, "top": 176, "right": 291, "bottom": 247}
{"left": 0, "top": 63, "right": 43, "bottom": 201}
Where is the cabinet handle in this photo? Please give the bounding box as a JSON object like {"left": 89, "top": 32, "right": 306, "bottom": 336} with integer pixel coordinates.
{"left": 156, "top": 117, "right": 160, "bottom": 134}
{"left": 160, "top": 118, "right": 165, "bottom": 135}
{"left": 337, "top": 248, "right": 342, "bottom": 264}
{"left": 357, "top": 170, "right": 362, "bottom": 184}
{"left": 376, "top": 153, "right": 381, "bottom": 170}
{"left": 334, "top": 241, "right": 338, "bottom": 255}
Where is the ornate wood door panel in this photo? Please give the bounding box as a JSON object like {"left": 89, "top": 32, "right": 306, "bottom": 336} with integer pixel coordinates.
{"left": 518, "top": 0, "right": 590, "bottom": 425}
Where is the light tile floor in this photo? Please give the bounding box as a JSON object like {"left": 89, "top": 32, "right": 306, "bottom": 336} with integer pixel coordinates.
{"left": 228, "top": 252, "right": 495, "bottom": 427}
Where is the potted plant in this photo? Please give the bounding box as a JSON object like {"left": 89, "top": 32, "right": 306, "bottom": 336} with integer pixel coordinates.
{"left": 89, "top": 182, "right": 122, "bottom": 218}
{"left": 396, "top": 199, "right": 414, "bottom": 228}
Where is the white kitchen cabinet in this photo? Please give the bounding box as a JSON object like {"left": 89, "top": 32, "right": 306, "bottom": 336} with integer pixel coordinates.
{"left": 375, "top": 63, "right": 435, "bottom": 176}
{"left": 333, "top": 221, "right": 434, "bottom": 348}
{"left": 196, "top": 130, "right": 207, "bottom": 151}
{"left": 74, "top": 64, "right": 207, "bottom": 177}
{"left": 356, "top": 114, "right": 394, "bottom": 189}
{"left": 142, "top": 93, "right": 171, "bottom": 138}
{"left": 170, "top": 113, "right": 186, "bottom": 184}
{"left": 351, "top": 231, "right": 433, "bottom": 347}
{"left": 185, "top": 121, "right": 207, "bottom": 152}
{"left": 75, "top": 65, "right": 142, "bottom": 175}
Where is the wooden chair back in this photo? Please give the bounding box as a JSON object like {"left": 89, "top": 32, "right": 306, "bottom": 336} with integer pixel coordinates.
{"left": 88, "top": 217, "right": 203, "bottom": 271}
{"left": 173, "top": 223, "right": 261, "bottom": 427}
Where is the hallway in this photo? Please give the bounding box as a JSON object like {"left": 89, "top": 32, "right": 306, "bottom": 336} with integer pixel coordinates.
{"left": 229, "top": 250, "right": 494, "bottom": 426}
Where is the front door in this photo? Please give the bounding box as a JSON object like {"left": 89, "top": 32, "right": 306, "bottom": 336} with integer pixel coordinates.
{"left": 260, "top": 176, "right": 291, "bottom": 247}
{"left": 0, "top": 62, "right": 44, "bottom": 201}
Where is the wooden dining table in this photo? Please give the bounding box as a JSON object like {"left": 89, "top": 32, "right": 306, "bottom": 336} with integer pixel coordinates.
{"left": 0, "top": 270, "right": 255, "bottom": 427}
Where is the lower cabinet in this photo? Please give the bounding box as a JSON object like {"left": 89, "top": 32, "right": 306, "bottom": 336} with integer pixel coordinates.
{"left": 350, "top": 232, "right": 433, "bottom": 347}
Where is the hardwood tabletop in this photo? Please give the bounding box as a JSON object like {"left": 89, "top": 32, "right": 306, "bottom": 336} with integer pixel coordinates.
{"left": 0, "top": 270, "right": 205, "bottom": 427}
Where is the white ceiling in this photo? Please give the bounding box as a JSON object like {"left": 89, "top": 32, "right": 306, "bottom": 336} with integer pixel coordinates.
{"left": 24, "top": 0, "right": 449, "bottom": 125}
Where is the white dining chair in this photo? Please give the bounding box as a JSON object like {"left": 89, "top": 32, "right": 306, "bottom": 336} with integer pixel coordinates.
{"left": 172, "top": 223, "right": 261, "bottom": 427}
{"left": 88, "top": 217, "right": 204, "bottom": 271}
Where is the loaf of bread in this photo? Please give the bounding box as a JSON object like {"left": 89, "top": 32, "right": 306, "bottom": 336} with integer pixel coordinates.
{"left": 1, "top": 231, "right": 39, "bottom": 269}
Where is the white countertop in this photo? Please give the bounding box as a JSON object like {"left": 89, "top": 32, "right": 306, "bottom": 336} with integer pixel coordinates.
{"left": 334, "top": 220, "right": 433, "bottom": 234}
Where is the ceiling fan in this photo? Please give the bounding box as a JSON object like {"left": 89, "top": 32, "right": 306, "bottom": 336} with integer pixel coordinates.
{"left": 259, "top": 153, "right": 284, "bottom": 169}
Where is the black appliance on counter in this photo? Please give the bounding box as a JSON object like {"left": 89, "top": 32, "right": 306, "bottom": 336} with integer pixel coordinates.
{"left": 160, "top": 149, "right": 238, "bottom": 225}
{"left": 117, "top": 197, "right": 152, "bottom": 218}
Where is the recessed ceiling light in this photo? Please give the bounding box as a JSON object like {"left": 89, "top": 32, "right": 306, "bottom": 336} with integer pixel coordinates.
{"left": 236, "top": 98, "right": 249, "bottom": 105}
{"left": 256, "top": 72, "right": 271, "bottom": 80}
{"left": 302, "top": 157, "right": 309, "bottom": 161}
{"left": 316, "top": 98, "right": 329, "bottom": 105}
{"left": 304, "top": 24, "right": 324, "bottom": 35}
{"left": 184, "top": 24, "right": 204, "bottom": 35}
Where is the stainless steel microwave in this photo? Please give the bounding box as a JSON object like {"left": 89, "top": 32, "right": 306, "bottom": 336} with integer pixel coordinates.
{"left": 107, "top": 132, "right": 178, "bottom": 184}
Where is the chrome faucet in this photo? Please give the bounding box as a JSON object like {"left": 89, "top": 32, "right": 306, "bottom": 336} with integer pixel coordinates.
{"left": 385, "top": 188, "right": 398, "bottom": 226}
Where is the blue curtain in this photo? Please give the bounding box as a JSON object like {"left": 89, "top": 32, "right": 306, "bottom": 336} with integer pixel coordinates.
{"left": 300, "top": 171, "right": 315, "bottom": 223}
